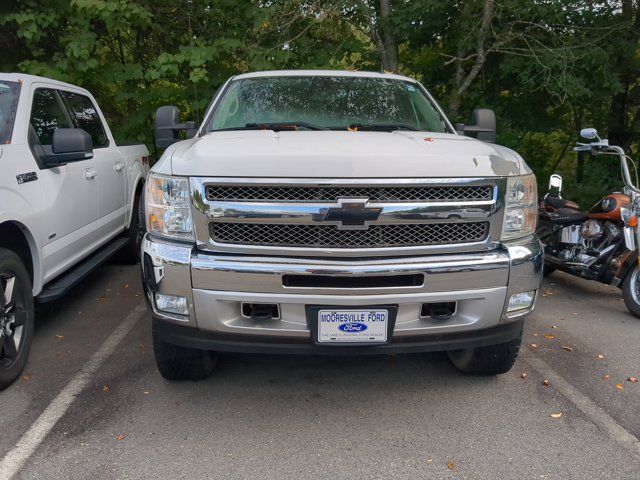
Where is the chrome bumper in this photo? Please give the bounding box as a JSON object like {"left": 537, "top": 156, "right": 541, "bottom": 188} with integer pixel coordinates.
{"left": 141, "top": 234, "right": 542, "bottom": 344}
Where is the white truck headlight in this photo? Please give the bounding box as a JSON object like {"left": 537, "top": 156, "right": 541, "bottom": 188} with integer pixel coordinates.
{"left": 502, "top": 174, "right": 537, "bottom": 240}
{"left": 146, "top": 173, "right": 194, "bottom": 241}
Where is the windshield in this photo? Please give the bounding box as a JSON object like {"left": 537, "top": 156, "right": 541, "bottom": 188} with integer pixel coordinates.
{"left": 0, "top": 81, "right": 21, "bottom": 144}
{"left": 207, "top": 76, "right": 450, "bottom": 133}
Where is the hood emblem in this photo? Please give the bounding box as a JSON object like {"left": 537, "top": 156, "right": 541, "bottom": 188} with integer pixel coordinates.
{"left": 320, "top": 199, "right": 382, "bottom": 230}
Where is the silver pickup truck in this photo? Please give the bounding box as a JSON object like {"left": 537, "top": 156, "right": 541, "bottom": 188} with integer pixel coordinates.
{"left": 142, "top": 70, "right": 542, "bottom": 380}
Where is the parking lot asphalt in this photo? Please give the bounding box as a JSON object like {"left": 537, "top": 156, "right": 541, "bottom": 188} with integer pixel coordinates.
{"left": 1, "top": 263, "right": 640, "bottom": 479}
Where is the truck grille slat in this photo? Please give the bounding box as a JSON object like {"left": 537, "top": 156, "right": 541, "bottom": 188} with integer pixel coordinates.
{"left": 206, "top": 185, "right": 493, "bottom": 203}
{"left": 209, "top": 222, "right": 490, "bottom": 249}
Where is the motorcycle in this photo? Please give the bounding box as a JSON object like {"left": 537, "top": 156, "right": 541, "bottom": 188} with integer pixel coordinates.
{"left": 537, "top": 128, "right": 640, "bottom": 318}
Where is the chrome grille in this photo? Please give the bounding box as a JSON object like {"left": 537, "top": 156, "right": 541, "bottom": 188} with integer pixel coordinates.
{"left": 206, "top": 184, "right": 493, "bottom": 203}
{"left": 209, "top": 222, "right": 490, "bottom": 249}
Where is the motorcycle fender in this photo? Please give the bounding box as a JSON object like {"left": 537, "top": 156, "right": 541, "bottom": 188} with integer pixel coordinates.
{"left": 611, "top": 250, "right": 638, "bottom": 287}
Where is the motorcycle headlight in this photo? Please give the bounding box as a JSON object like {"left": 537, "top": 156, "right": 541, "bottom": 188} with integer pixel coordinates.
{"left": 146, "top": 173, "right": 194, "bottom": 241}
{"left": 502, "top": 174, "right": 537, "bottom": 240}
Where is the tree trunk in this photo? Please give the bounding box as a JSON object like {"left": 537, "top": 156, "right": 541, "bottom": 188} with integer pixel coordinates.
{"left": 448, "top": 0, "right": 495, "bottom": 118}
{"left": 607, "top": 0, "right": 639, "bottom": 148}
{"left": 379, "top": 0, "right": 398, "bottom": 72}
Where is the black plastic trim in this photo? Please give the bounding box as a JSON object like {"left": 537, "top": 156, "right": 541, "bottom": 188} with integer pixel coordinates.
{"left": 36, "top": 237, "right": 128, "bottom": 303}
{"left": 152, "top": 317, "right": 524, "bottom": 356}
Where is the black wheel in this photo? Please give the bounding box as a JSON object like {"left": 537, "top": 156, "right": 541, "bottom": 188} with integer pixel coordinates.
{"left": 447, "top": 334, "right": 522, "bottom": 375}
{"left": 621, "top": 264, "right": 640, "bottom": 318}
{"left": 0, "top": 248, "right": 34, "bottom": 390}
{"left": 152, "top": 323, "right": 217, "bottom": 380}
{"left": 118, "top": 190, "right": 144, "bottom": 264}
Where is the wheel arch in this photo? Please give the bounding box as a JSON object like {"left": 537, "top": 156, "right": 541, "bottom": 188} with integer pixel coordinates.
{"left": 0, "top": 221, "right": 41, "bottom": 295}
{"left": 126, "top": 176, "right": 146, "bottom": 230}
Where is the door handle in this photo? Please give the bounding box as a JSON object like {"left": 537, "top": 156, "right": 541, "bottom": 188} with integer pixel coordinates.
{"left": 84, "top": 168, "right": 97, "bottom": 180}
{"left": 114, "top": 161, "right": 124, "bottom": 173}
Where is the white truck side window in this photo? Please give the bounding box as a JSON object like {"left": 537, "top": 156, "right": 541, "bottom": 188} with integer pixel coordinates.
{"left": 29, "top": 88, "right": 72, "bottom": 146}
{"left": 59, "top": 92, "right": 109, "bottom": 148}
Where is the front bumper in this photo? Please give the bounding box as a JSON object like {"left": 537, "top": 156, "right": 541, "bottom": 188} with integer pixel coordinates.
{"left": 141, "top": 234, "right": 542, "bottom": 353}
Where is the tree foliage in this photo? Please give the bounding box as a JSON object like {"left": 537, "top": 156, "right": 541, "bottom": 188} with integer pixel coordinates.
{"left": 2, "top": 0, "right": 639, "bottom": 205}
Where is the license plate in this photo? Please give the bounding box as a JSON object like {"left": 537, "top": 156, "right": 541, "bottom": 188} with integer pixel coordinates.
{"left": 317, "top": 309, "right": 388, "bottom": 343}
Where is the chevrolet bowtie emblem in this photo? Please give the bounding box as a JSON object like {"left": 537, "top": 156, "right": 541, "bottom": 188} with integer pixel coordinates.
{"left": 321, "top": 199, "right": 382, "bottom": 230}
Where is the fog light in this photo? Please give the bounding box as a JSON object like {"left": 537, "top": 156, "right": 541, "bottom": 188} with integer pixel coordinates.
{"left": 507, "top": 290, "right": 536, "bottom": 313}
{"left": 154, "top": 293, "right": 189, "bottom": 316}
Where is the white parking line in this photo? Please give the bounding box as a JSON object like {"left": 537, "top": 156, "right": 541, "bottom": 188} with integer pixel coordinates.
{"left": 522, "top": 351, "right": 640, "bottom": 458}
{"left": 0, "top": 304, "right": 146, "bottom": 480}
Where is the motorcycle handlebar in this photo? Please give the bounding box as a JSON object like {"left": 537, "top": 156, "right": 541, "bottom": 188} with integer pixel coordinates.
{"left": 576, "top": 142, "right": 640, "bottom": 195}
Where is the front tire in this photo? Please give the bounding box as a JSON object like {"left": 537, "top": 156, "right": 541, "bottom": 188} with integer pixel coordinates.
{"left": 0, "top": 248, "right": 34, "bottom": 390}
{"left": 447, "top": 334, "right": 522, "bottom": 375}
{"left": 621, "top": 264, "right": 640, "bottom": 318}
{"left": 152, "top": 323, "right": 217, "bottom": 380}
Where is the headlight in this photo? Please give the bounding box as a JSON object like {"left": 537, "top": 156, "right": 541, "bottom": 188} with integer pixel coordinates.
{"left": 501, "top": 174, "right": 537, "bottom": 240}
{"left": 146, "top": 173, "right": 194, "bottom": 241}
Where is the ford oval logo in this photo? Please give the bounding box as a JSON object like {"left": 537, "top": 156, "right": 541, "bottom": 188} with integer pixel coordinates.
{"left": 339, "top": 322, "right": 368, "bottom": 332}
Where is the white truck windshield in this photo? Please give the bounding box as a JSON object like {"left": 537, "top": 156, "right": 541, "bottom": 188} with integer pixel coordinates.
{"left": 207, "top": 76, "right": 450, "bottom": 133}
{"left": 0, "top": 81, "right": 21, "bottom": 144}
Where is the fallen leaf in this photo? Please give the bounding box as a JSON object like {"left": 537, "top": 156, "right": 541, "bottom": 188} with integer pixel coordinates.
{"left": 447, "top": 460, "right": 455, "bottom": 470}
{"left": 615, "top": 383, "right": 624, "bottom": 390}
{"left": 124, "top": 284, "right": 129, "bottom": 289}
{"left": 426, "top": 459, "right": 433, "bottom": 464}
{"left": 561, "top": 346, "right": 573, "bottom": 352}
{"left": 55, "top": 334, "right": 64, "bottom": 340}
{"left": 137, "top": 344, "right": 145, "bottom": 351}
{"left": 529, "top": 343, "right": 538, "bottom": 348}
{"left": 627, "top": 377, "right": 638, "bottom": 383}
{"left": 602, "top": 374, "right": 610, "bottom": 380}
{"left": 116, "top": 434, "right": 125, "bottom": 441}
{"left": 551, "top": 325, "right": 557, "bottom": 329}
{"left": 543, "top": 334, "right": 555, "bottom": 339}
{"left": 550, "top": 413, "right": 562, "bottom": 418}
{"left": 543, "top": 380, "right": 550, "bottom": 387}
{"left": 532, "top": 332, "right": 539, "bottom": 337}
{"left": 597, "top": 354, "right": 605, "bottom": 360}
{"left": 143, "top": 391, "right": 150, "bottom": 395}
{"left": 102, "top": 385, "right": 110, "bottom": 393}
{"left": 22, "top": 374, "right": 31, "bottom": 382}
{"left": 520, "top": 373, "right": 528, "bottom": 380}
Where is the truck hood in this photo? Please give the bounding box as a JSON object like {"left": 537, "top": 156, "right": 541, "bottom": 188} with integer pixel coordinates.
{"left": 159, "top": 130, "right": 531, "bottom": 178}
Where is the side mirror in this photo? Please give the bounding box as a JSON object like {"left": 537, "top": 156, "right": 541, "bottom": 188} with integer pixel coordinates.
{"left": 44, "top": 128, "right": 93, "bottom": 167}
{"left": 456, "top": 108, "right": 496, "bottom": 143}
{"left": 155, "top": 106, "right": 198, "bottom": 149}
{"left": 580, "top": 128, "right": 599, "bottom": 140}
{"left": 549, "top": 174, "right": 563, "bottom": 192}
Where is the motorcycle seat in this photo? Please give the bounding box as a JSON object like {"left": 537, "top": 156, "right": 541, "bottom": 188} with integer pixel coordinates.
{"left": 549, "top": 207, "right": 589, "bottom": 225}
{"left": 544, "top": 196, "right": 580, "bottom": 210}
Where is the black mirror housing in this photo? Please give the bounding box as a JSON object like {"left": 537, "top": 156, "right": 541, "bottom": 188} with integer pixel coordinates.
{"left": 456, "top": 108, "right": 496, "bottom": 143}
{"left": 44, "top": 128, "right": 94, "bottom": 167}
{"left": 155, "top": 105, "right": 198, "bottom": 149}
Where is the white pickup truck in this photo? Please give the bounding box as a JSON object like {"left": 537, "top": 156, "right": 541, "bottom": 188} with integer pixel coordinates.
{"left": 143, "top": 70, "right": 542, "bottom": 381}
{"left": 0, "top": 74, "right": 149, "bottom": 389}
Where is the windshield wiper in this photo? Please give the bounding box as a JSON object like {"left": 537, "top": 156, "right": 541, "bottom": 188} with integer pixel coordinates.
{"left": 212, "top": 122, "right": 326, "bottom": 132}
{"left": 343, "top": 123, "right": 420, "bottom": 132}
{"left": 246, "top": 122, "right": 326, "bottom": 131}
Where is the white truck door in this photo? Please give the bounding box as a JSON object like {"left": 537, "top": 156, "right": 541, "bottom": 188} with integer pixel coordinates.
{"left": 28, "top": 87, "right": 100, "bottom": 281}
{"left": 59, "top": 91, "right": 125, "bottom": 241}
